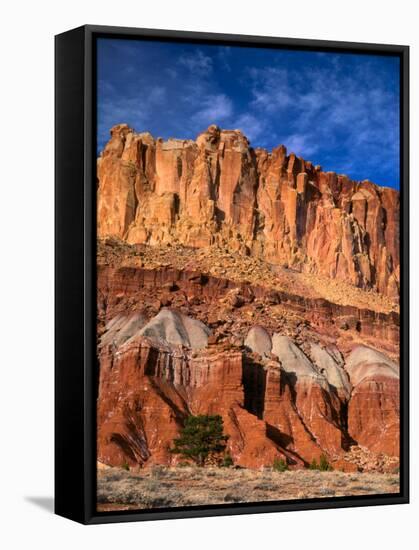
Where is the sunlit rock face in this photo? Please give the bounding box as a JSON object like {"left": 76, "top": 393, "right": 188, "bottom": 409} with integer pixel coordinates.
{"left": 97, "top": 124, "right": 399, "bottom": 298}
{"left": 96, "top": 124, "right": 400, "bottom": 473}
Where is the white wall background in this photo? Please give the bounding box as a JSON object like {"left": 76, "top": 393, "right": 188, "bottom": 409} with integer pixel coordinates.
{"left": 1, "top": 0, "right": 416, "bottom": 547}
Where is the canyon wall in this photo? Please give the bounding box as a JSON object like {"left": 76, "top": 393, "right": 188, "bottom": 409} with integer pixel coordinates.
{"left": 97, "top": 124, "right": 400, "bottom": 298}
{"left": 96, "top": 124, "right": 400, "bottom": 474}
{"left": 97, "top": 259, "right": 400, "bottom": 471}
{"left": 97, "top": 308, "right": 400, "bottom": 471}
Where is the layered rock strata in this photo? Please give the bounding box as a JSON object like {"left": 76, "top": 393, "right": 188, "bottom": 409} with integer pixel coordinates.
{"left": 97, "top": 264, "right": 400, "bottom": 351}
{"left": 97, "top": 124, "right": 399, "bottom": 298}
{"left": 97, "top": 305, "right": 400, "bottom": 471}
{"left": 96, "top": 124, "right": 400, "bottom": 475}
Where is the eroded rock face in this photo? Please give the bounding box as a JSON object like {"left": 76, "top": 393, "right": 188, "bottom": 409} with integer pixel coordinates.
{"left": 97, "top": 327, "right": 286, "bottom": 469}
{"left": 270, "top": 335, "right": 345, "bottom": 457}
{"left": 346, "top": 346, "right": 400, "bottom": 457}
{"left": 135, "top": 307, "right": 211, "bottom": 349}
{"left": 97, "top": 263, "right": 400, "bottom": 350}
{"left": 310, "top": 343, "right": 351, "bottom": 400}
{"left": 96, "top": 125, "right": 400, "bottom": 473}
{"left": 99, "top": 311, "right": 147, "bottom": 350}
{"left": 97, "top": 308, "right": 400, "bottom": 470}
{"left": 97, "top": 124, "right": 399, "bottom": 298}
{"left": 244, "top": 326, "right": 272, "bottom": 356}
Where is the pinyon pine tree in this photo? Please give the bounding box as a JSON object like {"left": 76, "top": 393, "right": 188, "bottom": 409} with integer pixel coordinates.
{"left": 170, "top": 414, "right": 229, "bottom": 467}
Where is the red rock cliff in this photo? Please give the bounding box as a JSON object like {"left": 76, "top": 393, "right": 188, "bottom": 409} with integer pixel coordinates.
{"left": 97, "top": 124, "right": 400, "bottom": 299}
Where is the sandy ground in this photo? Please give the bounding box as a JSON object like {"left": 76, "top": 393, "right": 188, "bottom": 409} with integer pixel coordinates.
{"left": 97, "top": 466, "right": 400, "bottom": 512}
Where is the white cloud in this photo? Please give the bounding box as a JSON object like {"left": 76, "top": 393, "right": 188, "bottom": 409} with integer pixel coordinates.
{"left": 249, "top": 67, "right": 293, "bottom": 112}
{"left": 232, "top": 113, "right": 265, "bottom": 142}
{"left": 97, "top": 85, "right": 168, "bottom": 147}
{"left": 281, "top": 133, "right": 319, "bottom": 158}
{"left": 192, "top": 94, "right": 233, "bottom": 126}
{"left": 245, "top": 60, "right": 398, "bottom": 184}
{"left": 148, "top": 86, "right": 167, "bottom": 105}
{"left": 178, "top": 50, "right": 213, "bottom": 75}
{"left": 97, "top": 41, "right": 399, "bottom": 186}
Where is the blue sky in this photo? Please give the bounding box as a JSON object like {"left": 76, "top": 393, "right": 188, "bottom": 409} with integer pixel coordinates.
{"left": 97, "top": 38, "right": 400, "bottom": 189}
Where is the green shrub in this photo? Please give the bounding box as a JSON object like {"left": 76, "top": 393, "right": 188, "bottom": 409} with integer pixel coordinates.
{"left": 309, "top": 454, "right": 332, "bottom": 471}
{"left": 273, "top": 457, "right": 288, "bottom": 472}
{"left": 222, "top": 453, "right": 234, "bottom": 468}
{"left": 309, "top": 458, "right": 319, "bottom": 470}
{"left": 319, "top": 454, "right": 333, "bottom": 471}
{"left": 170, "top": 414, "right": 229, "bottom": 467}
{"left": 121, "top": 461, "right": 130, "bottom": 471}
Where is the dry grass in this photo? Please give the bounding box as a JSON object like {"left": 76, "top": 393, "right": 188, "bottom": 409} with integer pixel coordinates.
{"left": 97, "top": 466, "right": 399, "bottom": 512}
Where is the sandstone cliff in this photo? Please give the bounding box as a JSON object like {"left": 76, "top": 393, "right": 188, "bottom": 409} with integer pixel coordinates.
{"left": 97, "top": 240, "right": 400, "bottom": 472}
{"left": 97, "top": 124, "right": 400, "bottom": 299}
{"left": 97, "top": 303, "right": 400, "bottom": 471}
{"left": 96, "top": 124, "right": 400, "bottom": 475}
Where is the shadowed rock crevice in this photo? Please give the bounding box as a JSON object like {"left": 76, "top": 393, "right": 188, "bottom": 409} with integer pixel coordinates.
{"left": 242, "top": 357, "right": 266, "bottom": 419}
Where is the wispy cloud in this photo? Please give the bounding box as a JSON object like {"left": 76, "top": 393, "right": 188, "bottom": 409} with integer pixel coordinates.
{"left": 246, "top": 57, "right": 399, "bottom": 183}
{"left": 192, "top": 94, "right": 233, "bottom": 125}
{"left": 97, "top": 84, "right": 168, "bottom": 147}
{"left": 232, "top": 113, "right": 266, "bottom": 142}
{"left": 217, "top": 46, "right": 233, "bottom": 72}
{"left": 165, "top": 67, "right": 178, "bottom": 79}
{"left": 281, "top": 133, "right": 319, "bottom": 157}
{"left": 178, "top": 49, "right": 213, "bottom": 75}
{"left": 97, "top": 38, "right": 400, "bottom": 188}
{"left": 249, "top": 67, "right": 293, "bottom": 112}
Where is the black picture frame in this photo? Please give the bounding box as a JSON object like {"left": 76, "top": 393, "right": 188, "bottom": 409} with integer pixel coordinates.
{"left": 55, "top": 24, "right": 409, "bottom": 525}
